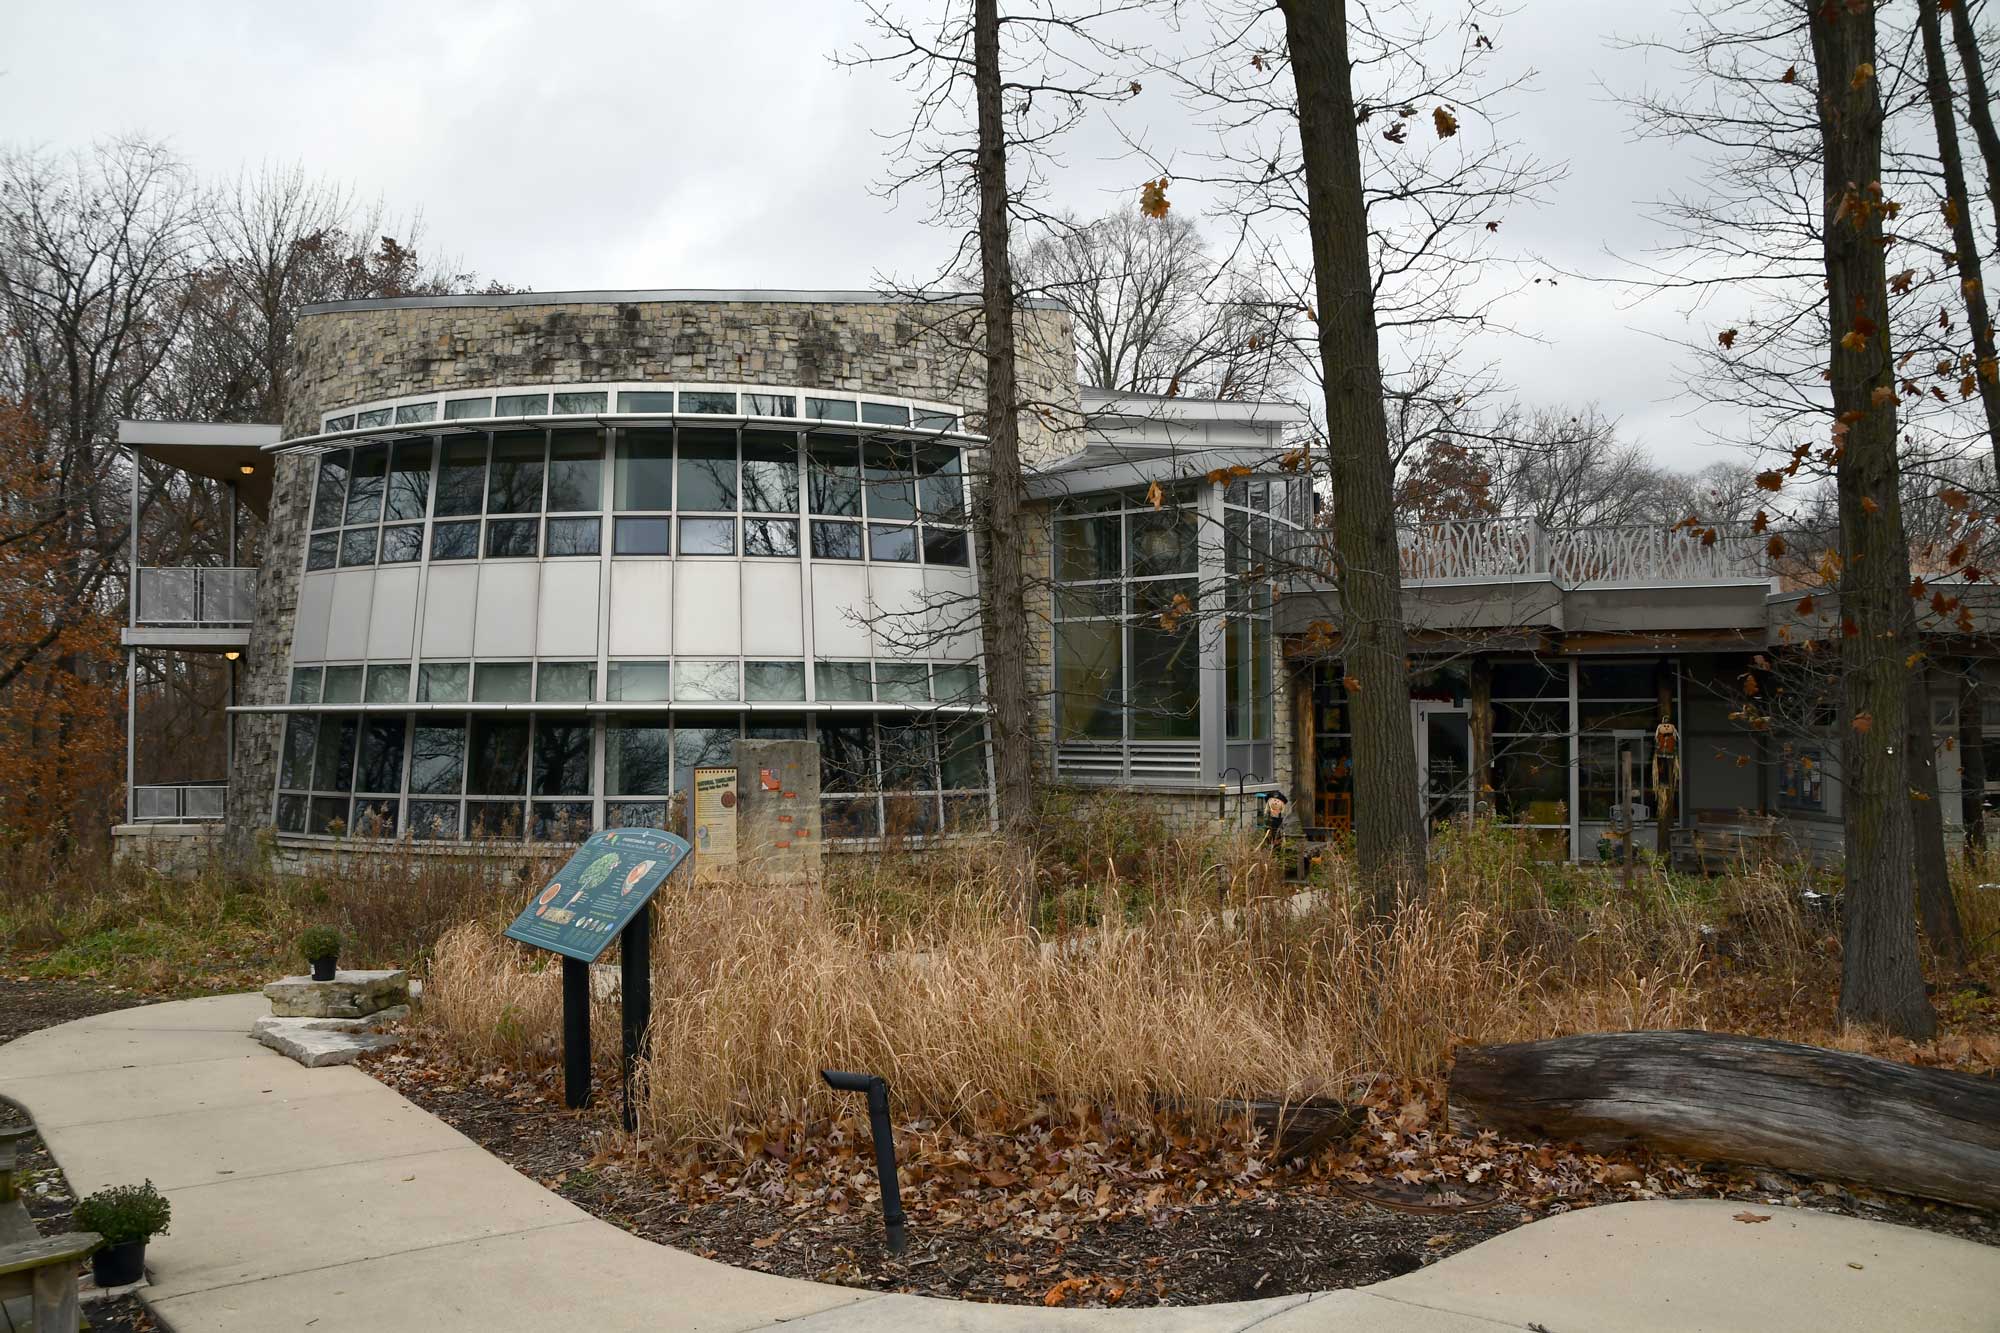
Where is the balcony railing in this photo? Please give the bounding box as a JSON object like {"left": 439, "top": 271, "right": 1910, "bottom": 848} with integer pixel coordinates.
{"left": 1393, "top": 521, "right": 1768, "bottom": 587}
{"left": 132, "top": 782, "right": 227, "bottom": 823}
{"left": 135, "top": 567, "right": 257, "bottom": 625}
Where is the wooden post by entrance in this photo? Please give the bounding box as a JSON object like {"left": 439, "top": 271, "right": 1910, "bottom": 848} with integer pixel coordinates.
{"left": 1469, "top": 658, "right": 1494, "bottom": 820}
{"left": 1655, "top": 665, "right": 1676, "bottom": 857}
{"left": 561, "top": 957, "right": 591, "bottom": 1109}
{"left": 1293, "top": 661, "right": 1317, "bottom": 832}
{"left": 1622, "top": 749, "right": 1637, "bottom": 895}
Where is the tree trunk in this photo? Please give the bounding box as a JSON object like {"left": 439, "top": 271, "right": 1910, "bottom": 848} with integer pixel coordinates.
{"left": 1945, "top": 0, "right": 2000, "bottom": 242}
{"left": 1448, "top": 1031, "right": 2000, "bottom": 1211}
{"left": 1958, "top": 659, "right": 1987, "bottom": 854}
{"left": 1906, "top": 663, "right": 1967, "bottom": 965}
{"left": 1918, "top": 0, "right": 2000, "bottom": 474}
{"left": 1808, "top": 1, "right": 1936, "bottom": 1038}
{"left": 1278, "top": 0, "right": 1427, "bottom": 907}
{"left": 971, "top": 0, "right": 1035, "bottom": 868}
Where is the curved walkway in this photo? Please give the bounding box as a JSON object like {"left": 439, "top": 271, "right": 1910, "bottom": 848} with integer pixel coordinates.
{"left": 3, "top": 994, "right": 1996, "bottom": 1332}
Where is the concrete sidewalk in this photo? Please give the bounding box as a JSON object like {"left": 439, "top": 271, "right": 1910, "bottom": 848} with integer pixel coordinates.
{"left": 2, "top": 994, "right": 1995, "bottom": 1332}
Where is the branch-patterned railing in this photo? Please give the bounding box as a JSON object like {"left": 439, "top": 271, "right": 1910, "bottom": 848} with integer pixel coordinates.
{"left": 1397, "top": 518, "right": 1540, "bottom": 581}
{"left": 1394, "top": 520, "right": 1768, "bottom": 587}
{"left": 1547, "top": 525, "right": 1766, "bottom": 584}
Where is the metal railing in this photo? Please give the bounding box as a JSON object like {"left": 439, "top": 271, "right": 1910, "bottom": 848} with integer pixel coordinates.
{"left": 135, "top": 567, "right": 257, "bottom": 625}
{"left": 131, "top": 782, "right": 227, "bottom": 823}
{"left": 1393, "top": 520, "right": 1768, "bottom": 587}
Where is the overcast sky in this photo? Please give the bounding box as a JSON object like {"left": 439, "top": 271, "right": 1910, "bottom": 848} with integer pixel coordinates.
{"left": 1, "top": 1, "right": 1741, "bottom": 471}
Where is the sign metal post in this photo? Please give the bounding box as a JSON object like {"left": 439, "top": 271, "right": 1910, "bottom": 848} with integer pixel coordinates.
{"left": 504, "top": 828, "right": 691, "bottom": 1125}
{"left": 562, "top": 957, "right": 591, "bottom": 1109}
{"left": 619, "top": 901, "right": 652, "bottom": 1131}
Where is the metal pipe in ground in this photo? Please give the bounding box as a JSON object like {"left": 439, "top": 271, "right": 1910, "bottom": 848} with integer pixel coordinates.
{"left": 820, "top": 1070, "right": 907, "bottom": 1255}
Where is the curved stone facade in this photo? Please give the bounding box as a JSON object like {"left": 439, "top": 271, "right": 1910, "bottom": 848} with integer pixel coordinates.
{"left": 225, "top": 292, "right": 1076, "bottom": 856}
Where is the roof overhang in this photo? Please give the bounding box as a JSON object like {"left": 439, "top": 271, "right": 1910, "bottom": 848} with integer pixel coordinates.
{"left": 1027, "top": 443, "right": 1286, "bottom": 501}
{"left": 1078, "top": 388, "right": 1309, "bottom": 427}
{"left": 119, "top": 420, "right": 281, "bottom": 516}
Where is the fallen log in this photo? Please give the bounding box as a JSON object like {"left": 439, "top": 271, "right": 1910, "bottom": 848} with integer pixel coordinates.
{"left": 1448, "top": 1030, "right": 2000, "bottom": 1211}
{"left": 1216, "top": 1097, "right": 1364, "bottom": 1158}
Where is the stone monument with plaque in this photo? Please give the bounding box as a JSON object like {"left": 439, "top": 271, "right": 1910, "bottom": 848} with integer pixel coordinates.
{"left": 733, "top": 739, "right": 822, "bottom": 886}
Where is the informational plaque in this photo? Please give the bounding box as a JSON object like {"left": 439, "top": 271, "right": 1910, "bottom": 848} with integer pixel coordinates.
{"left": 504, "top": 827, "right": 691, "bottom": 963}
{"left": 692, "top": 766, "right": 738, "bottom": 875}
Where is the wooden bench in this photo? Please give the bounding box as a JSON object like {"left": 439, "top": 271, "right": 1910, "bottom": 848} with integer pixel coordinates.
{"left": 0, "top": 1125, "right": 99, "bottom": 1333}
{"left": 1670, "top": 809, "right": 1787, "bottom": 874}
{"left": 0, "top": 1233, "right": 101, "bottom": 1333}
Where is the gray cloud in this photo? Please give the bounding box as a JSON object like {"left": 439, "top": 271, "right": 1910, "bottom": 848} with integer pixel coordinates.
{"left": 2, "top": 0, "right": 1758, "bottom": 471}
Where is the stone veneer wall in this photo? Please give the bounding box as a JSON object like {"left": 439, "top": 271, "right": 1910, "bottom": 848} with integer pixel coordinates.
{"left": 225, "top": 295, "right": 1078, "bottom": 859}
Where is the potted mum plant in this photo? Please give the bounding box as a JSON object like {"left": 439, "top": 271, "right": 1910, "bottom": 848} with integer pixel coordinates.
{"left": 300, "top": 925, "right": 342, "bottom": 981}
{"left": 73, "top": 1180, "right": 171, "bottom": 1287}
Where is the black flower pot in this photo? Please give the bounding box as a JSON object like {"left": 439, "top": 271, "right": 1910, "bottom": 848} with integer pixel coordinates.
{"left": 92, "top": 1239, "right": 146, "bottom": 1288}
{"left": 310, "top": 957, "right": 337, "bottom": 981}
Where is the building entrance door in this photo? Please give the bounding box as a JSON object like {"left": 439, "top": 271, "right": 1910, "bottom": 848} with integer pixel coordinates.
{"left": 1414, "top": 702, "right": 1474, "bottom": 831}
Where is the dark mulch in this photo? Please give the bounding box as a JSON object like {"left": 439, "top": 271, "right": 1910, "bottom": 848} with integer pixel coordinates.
{"left": 367, "top": 1048, "right": 2000, "bottom": 1307}
{"left": 0, "top": 973, "right": 152, "bottom": 1044}
{"left": 365, "top": 1058, "right": 1519, "bottom": 1305}
{"left": 2, "top": 975, "right": 163, "bottom": 1332}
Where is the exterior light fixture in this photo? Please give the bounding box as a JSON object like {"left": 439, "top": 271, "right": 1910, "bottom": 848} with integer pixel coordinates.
{"left": 239, "top": 464, "right": 256, "bottom": 475}
{"left": 224, "top": 651, "right": 240, "bottom": 661}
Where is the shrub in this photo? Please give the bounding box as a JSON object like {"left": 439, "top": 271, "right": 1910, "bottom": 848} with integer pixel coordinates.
{"left": 299, "top": 925, "right": 342, "bottom": 964}
{"left": 73, "top": 1181, "right": 171, "bottom": 1245}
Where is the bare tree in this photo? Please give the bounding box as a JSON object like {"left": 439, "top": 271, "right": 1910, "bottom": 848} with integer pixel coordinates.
{"left": 1809, "top": 0, "right": 1935, "bottom": 1037}
{"left": 158, "top": 163, "right": 497, "bottom": 427}
{"left": 1016, "top": 206, "right": 1290, "bottom": 397}
{"left": 842, "top": 1, "right": 1143, "bottom": 862}
{"left": 1916, "top": 0, "right": 2000, "bottom": 479}
{"left": 1945, "top": 0, "right": 2000, "bottom": 241}
{"left": 1276, "top": 0, "right": 1427, "bottom": 897}
{"left": 0, "top": 138, "right": 203, "bottom": 693}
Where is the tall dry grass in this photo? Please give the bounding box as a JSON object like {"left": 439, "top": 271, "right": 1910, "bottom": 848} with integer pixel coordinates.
{"left": 0, "top": 831, "right": 555, "bottom": 990}
{"left": 424, "top": 819, "right": 1833, "bottom": 1150}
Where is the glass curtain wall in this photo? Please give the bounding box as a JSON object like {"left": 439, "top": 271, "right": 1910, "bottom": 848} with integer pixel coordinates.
{"left": 275, "top": 711, "right": 993, "bottom": 843}
{"left": 306, "top": 427, "right": 970, "bottom": 572}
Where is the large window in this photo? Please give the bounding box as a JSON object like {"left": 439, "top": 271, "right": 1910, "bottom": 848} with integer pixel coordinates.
{"left": 307, "top": 400, "right": 970, "bottom": 574}
{"left": 597, "top": 428, "right": 968, "bottom": 566}
{"left": 1489, "top": 659, "right": 1571, "bottom": 832}
{"left": 306, "top": 441, "right": 433, "bottom": 571}
{"left": 1577, "top": 661, "right": 1669, "bottom": 823}
{"left": 275, "top": 710, "right": 993, "bottom": 843}
{"left": 1053, "top": 487, "right": 1199, "bottom": 743}
{"left": 1052, "top": 475, "right": 1300, "bottom": 786}
{"left": 1222, "top": 479, "right": 1292, "bottom": 781}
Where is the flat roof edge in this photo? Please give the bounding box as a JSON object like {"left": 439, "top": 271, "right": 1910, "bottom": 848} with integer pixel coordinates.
{"left": 1079, "top": 387, "right": 1310, "bottom": 422}
{"left": 300, "top": 288, "right": 1066, "bottom": 316}
{"left": 118, "top": 420, "right": 283, "bottom": 447}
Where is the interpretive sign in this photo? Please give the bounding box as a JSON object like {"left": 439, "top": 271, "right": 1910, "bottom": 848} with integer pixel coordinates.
{"left": 504, "top": 827, "right": 691, "bottom": 963}
{"left": 692, "top": 767, "right": 738, "bottom": 875}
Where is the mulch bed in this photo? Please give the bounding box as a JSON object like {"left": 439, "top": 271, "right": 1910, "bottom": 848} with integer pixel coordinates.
{"left": 1, "top": 975, "right": 168, "bottom": 1333}
{"left": 363, "top": 1037, "right": 1999, "bottom": 1308}
{"left": 0, "top": 974, "right": 154, "bottom": 1044}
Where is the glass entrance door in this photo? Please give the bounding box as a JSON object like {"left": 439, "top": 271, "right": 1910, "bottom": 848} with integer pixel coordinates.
{"left": 1415, "top": 703, "right": 1473, "bottom": 830}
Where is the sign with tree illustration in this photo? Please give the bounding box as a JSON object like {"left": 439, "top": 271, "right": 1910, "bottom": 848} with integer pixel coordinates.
{"left": 503, "top": 827, "right": 692, "bottom": 962}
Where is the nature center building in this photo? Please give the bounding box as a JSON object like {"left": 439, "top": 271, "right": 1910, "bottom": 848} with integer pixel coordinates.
{"left": 116, "top": 289, "right": 2000, "bottom": 869}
